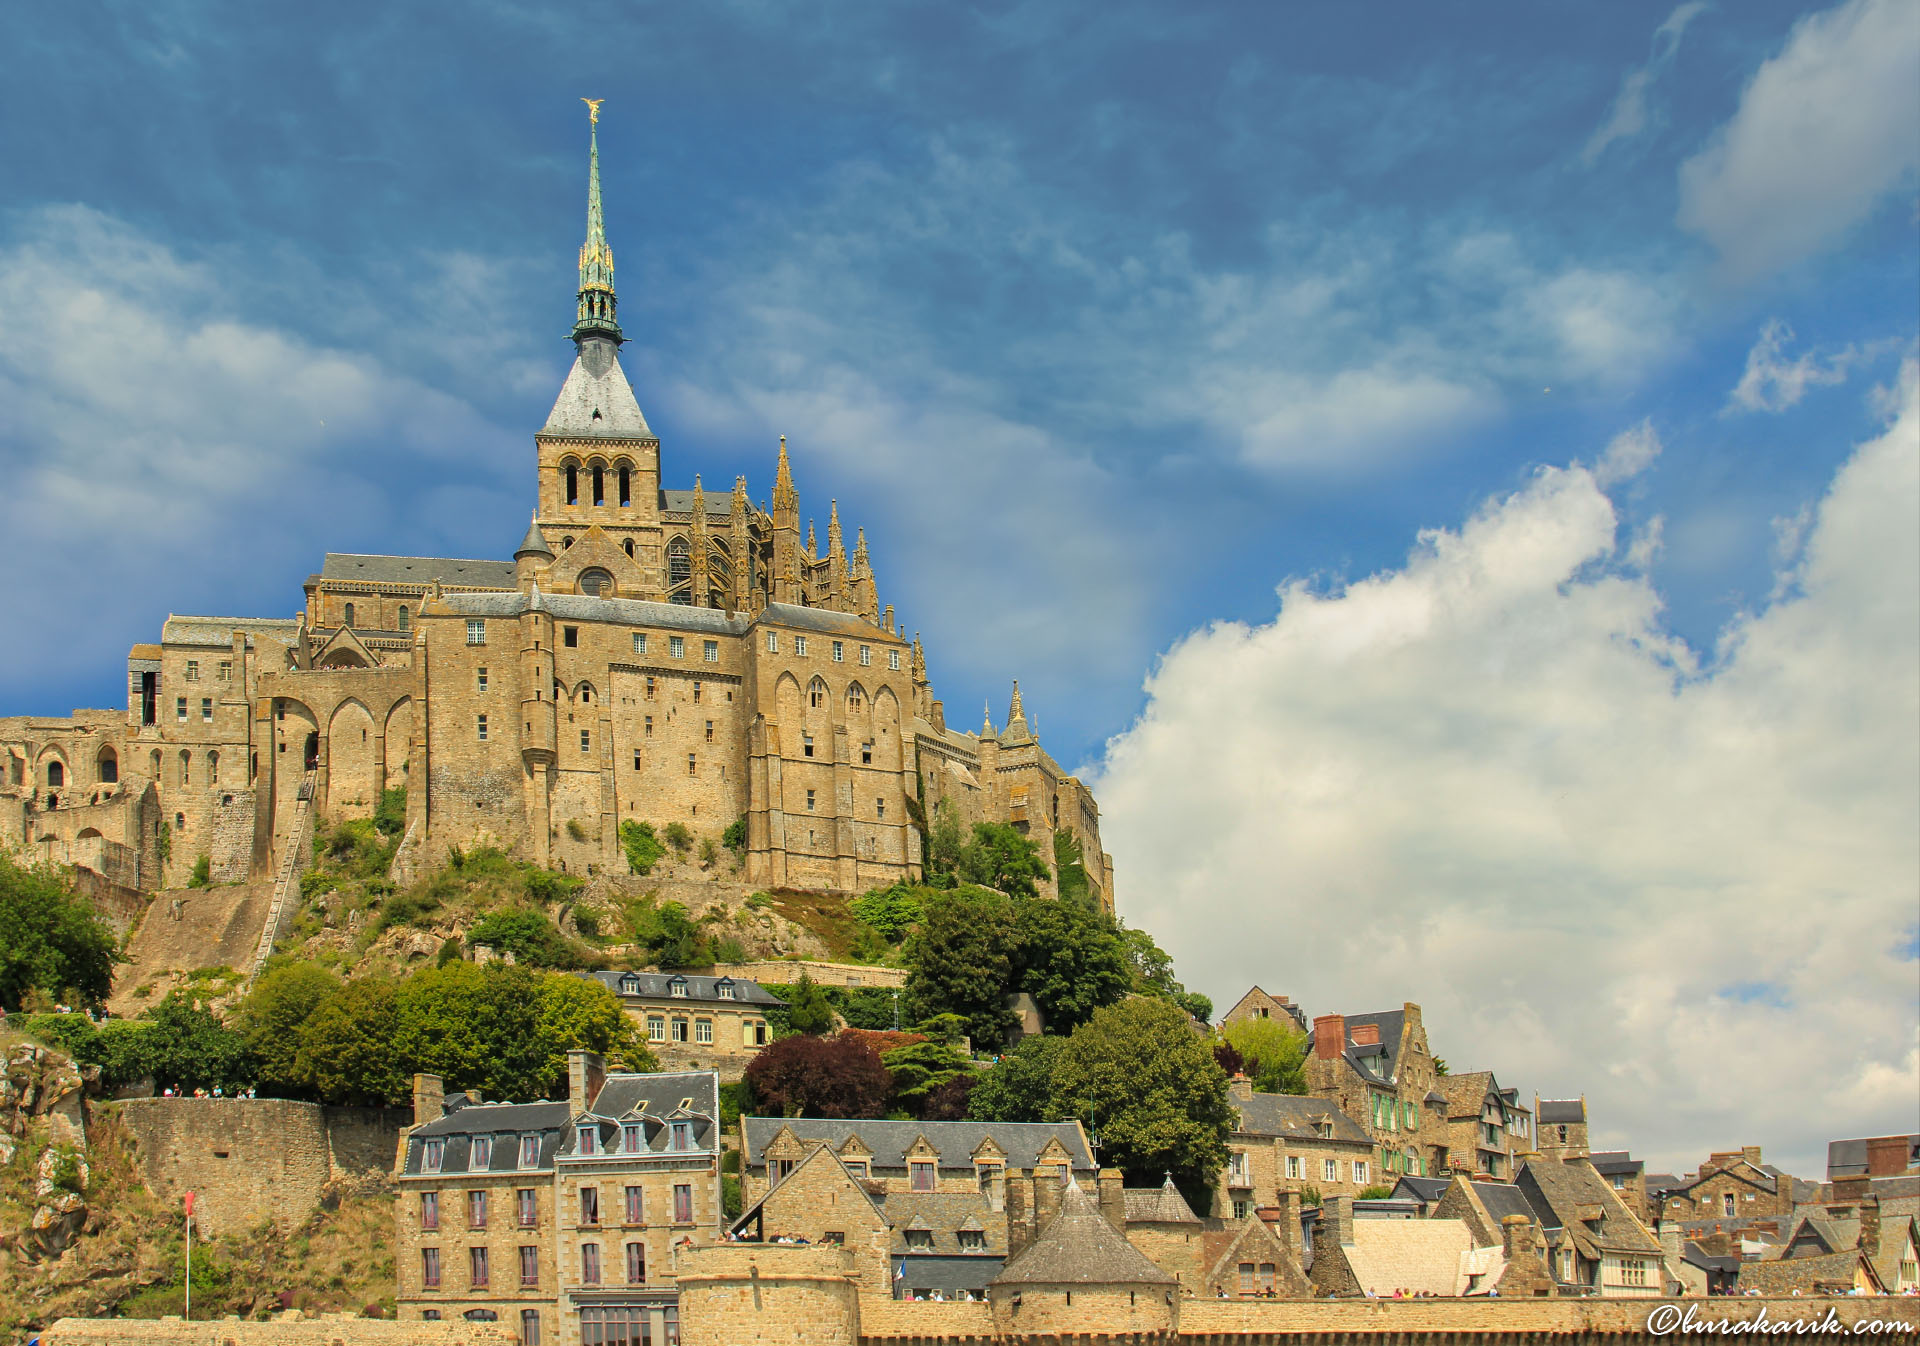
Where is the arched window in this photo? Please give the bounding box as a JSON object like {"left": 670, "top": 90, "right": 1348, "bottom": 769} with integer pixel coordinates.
{"left": 622, "top": 539, "right": 634, "bottom": 558}
{"left": 562, "top": 537, "right": 575, "bottom": 550}
{"left": 577, "top": 683, "right": 596, "bottom": 705}
{"left": 808, "top": 678, "right": 827, "bottom": 709}
{"left": 150, "top": 749, "right": 162, "bottom": 779}
{"left": 179, "top": 750, "right": 191, "bottom": 785}
{"left": 667, "top": 537, "right": 692, "bottom": 604}
{"left": 397, "top": 606, "right": 410, "bottom": 631}
{"left": 46, "top": 760, "right": 65, "bottom": 787}
{"left": 208, "top": 750, "right": 219, "bottom": 784}
{"left": 579, "top": 569, "right": 613, "bottom": 598}
{"left": 343, "top": 602, "right": 356, "bottom": 627}
{"left": 592, "top": 465, "right": 605, "bottom": 506}
{"left": 565, "top": 463, "right": 579, "bottom": 505}
{"left": 618, "top": 465, "right": 631, "bottom": 507}
{"left": 97, "top": 748, "right": 118, "bottom": 784}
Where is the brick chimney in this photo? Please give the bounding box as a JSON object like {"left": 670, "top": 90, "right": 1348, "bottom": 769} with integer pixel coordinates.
{"left": 1500, "top": 1211, "right": 1537, "bottom": 1261}
{"left": 567, "top": 1049, "right": 606, "bottom": 1112}
{"left": 1229, "top": 1073, "right": 1254, "bottom": 1102}
{"left": 1351, "top": 1023, "right": 1381, "bottom": 1047}
{"left": 1097, "top": 1168, "right": 1126, "bottom": 1233}
{"left": 1005, "top": 1167, "right": 1033, "bottom": 1259}
{"left": 1865, "top": 1136, "right": 1909, "bottom": 1177}
{"left": 1832, "top": 1175, "right": 1871, "bottom": 1203}
{"left": 1313, "top": 1015, "right": 1346, "bottom": 1060}
{"left": 1272, "top": 1189, "right": 1301, "bottom": 1265}
{"left": 1034, "top": 1166, "right": 1063, "bottom": 1233}
{"left": 412, "top": 1073, "right": 444, "bottom": 1127}
{"left": 1322, "top": 1194, "right": 1354, "bottom": 1248}
{"left": 1775, "top": 1172, "right": 1795, "bottom": 1208}
{"left": 1741, "top": 1145, "right": 1763, "bottom": 1166}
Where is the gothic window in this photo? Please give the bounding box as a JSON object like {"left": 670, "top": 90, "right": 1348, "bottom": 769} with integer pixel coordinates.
{"left": 97, "top": 748, "right": 117, "bottom": 784}
{"left": 563, "top": 537, "right": 574, "bottom": 549}
{"left": 179, "top": 751, "right": 191, "bottom": 785}
{"left": 208, "top": 751, "right": 219, "bottom": 784}
{"left": 46, "top": 760, "right": 65, "bottom": 787}
{"left": 618, "top": 464, "right": 631, "bottom": 507}
{"left": 579, "top": 569, "right": 613, "bottom": 598}
{"left": 592, "top": 465, "right": 605, "bottom": 506}
{"left": 565, "top": 464, "right": 579, "bottom": 505}
{"left": 623, "top": 539, "right": 634, "bottom": 557}
{"left": 343, "top": 602, "right": 355, "bottom": 627}
{"left": 577, "top": 683, "right": 595, "bottom": 705}
{"left": 667, "top": 537, "right": 691, "bottom": 603}
{"left": 846, "top": 685, "right": 864, "bottom": 713}
{"left": 398, "top": 606, "right": 410, "bottom": 631}
{"left": 808, "top": 678, "right": 827, "bottom": 709}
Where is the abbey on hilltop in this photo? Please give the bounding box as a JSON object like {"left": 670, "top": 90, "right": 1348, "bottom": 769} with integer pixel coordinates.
{"left": 0, "top": 110, "right": 1113, "bottom": 909}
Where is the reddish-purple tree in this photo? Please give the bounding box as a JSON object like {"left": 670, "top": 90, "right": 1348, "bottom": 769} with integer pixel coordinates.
{"left": 744, "top": 1030, "right": 892, "bottom": 1118}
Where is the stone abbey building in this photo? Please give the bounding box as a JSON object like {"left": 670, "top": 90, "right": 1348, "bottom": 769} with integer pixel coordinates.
{"left": 0, "top": 112, "right": 1113, "bottom": 908}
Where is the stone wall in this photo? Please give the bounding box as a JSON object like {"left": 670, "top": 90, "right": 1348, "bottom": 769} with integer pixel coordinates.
{"left": 112, "top": 1097, "right": 408, "bottom": 1235}
{"left": 715, "top": 959, "right": 905, "bottom": 989}
{"left": 44, "top": 1313, "right": 516, "bottom": 1346}
{"left": 675, "top": 1243, "right": 866, "bottom": 1346}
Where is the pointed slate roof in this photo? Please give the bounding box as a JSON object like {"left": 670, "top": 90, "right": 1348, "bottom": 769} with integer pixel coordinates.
{"left": 515, "top": 516, "right": 555, "bottom": 560}
{"left": 990, "top": 1180, "right": 1176, "bottom": 1287}
{"left": 1124, "top": 1175, "right": 1201, "bottom": 1225}
{"left": 542, "top": 342, "right": 653, "bottom": 439}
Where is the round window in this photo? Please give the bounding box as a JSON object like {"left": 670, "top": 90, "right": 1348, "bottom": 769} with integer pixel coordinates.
{"left": 579, "top": 568, "right": 614, "bottom": 597}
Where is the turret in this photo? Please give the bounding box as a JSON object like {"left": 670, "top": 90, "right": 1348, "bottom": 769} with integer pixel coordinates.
{"left": 827, "top": 500, "right": 848, "bottom": 608}
{"left": 514, "top": 514, "right": 554, "bottom": 593}
{"left": 690, "top": 475, "right": 711, "bottom": 608}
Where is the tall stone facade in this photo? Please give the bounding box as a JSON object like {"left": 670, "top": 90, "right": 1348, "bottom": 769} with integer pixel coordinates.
{"left": 0, "top": 110, "right": 1113, "bottom": 907}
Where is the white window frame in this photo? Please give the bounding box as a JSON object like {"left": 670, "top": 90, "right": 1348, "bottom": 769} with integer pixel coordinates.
{"left": 766, "top": 631, "right": 779, "bottom": 652}
{"left": 888, "top": 649, "right": 900, "bottom": 670}
{"left": 467, "top": 619, "right": 487, "bottom": 646}
{"left": 477, "top": 715, "right": 488, "bottom": 741}
{"left": 832, "top": 640, "right": 844, "bottom": 662}
{"left": 669, "top": 636, "right": 685, "bottom": 658}
{"left": 1354, "top": 1160, "right": 1369, "bottom": 1184}
{"left": 858, "top": 645, "right": 871, "bottom": 666}
{"left": 632, "top": 632, "right": 648, "bottom": 655}
{"left": 703, "top": 640, "right": 718, "bottom": 663}
{"left": 794, "top": 635, "right": 808, "bottom": 656}
{"left": 1286, "top": 1155, "right": 1303, "bottom": 1180}
{"left": 1324, "top": 1158, "right": 1338, "bottom": 1182}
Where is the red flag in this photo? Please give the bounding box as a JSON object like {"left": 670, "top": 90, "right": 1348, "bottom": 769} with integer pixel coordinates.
{"left": 184, "top": 1192, "right": 194, "bottom": 1218}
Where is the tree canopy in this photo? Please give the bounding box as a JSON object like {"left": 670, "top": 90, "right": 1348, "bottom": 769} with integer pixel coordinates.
{"left": 1013, "top": 898, "right": 1132, "bottom": 1033}
{"left": 744, "top": 1030, "right": 891, "bottom": 1118}
{"left": 0, "top": 852, "right": 117, "bottom": 1011}
{"left": 783, "top": 971, "right": 835, "bottom": 1035}
{"left": 1219, "top": 1015, "right": 1308, "bottom": 1095}
{"left": 902, "top": 886, "right": 1019, "bottom": 1044}
{"left": 967, "top": 1033, "right": 1066, "bottom": 1123}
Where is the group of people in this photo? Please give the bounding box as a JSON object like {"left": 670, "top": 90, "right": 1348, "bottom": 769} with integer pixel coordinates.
{"left": 159, "top": 1085, "right": 256, "bottom": 1098}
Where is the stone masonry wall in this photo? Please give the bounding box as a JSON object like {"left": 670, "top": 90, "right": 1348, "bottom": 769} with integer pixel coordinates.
{"left": 45, "top": 1313, "right": 517, "bottom": 1346}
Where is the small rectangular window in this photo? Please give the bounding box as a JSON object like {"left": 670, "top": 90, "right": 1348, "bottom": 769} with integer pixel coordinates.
{"left": 876, "top": 798, "right": 885, "bottom": 818}
{"left": 687, "top": 753, "right": 697, "bottom": 776}
{"left": 218, "top": 660, "right": 232, "bottom": 680}
{"left": 672, "top": 1018, "right": 688, "bottom": 1042}
{"left": 581, "top": 1242, "right": 601, "bottom": 1286}
{"left": 1354, "top": 1160, "right": 1370, "bottom": 1184}
{"left": 858, "top": 645, "right": 871, "bottom": 666}
{"left": 467, "top": 619, "right": 486, "bottom": 646}
{"left": 579, "top": 1183, "right": 600, "bottom": 1224}
{"left": 564, "top": 626, "right": 579, "bottom": 648}
{"left": 622, "top": 1123, "right": 642, "bottom": 1154}
{"left": 580, "top": 729, "right": 591, "bottom": 752}
{"left": 185, "top": 660, "right": 199, "bottom": 681}
{"left": 421, "top": 1191, "right": 439, "bottom": 1230}
{"left": 695, "top": 1019, "right": 713, "bottom": 1044}
{"left": 832, "top": 640, "right": 844, "bottom": 662}
{"left": 477, "top": 667, "right": 488, "bottom": 692}
{"left": 423, "top": 1139, "right": 444, "bottom": 1173}
{"left": 626, "top": 1240, "right": 646, "bottom": 1285}
{"left": 477, "top": 715, "right": 488, "bottom": 741}
{"left": 674, "top": 1183, "right": 693, "bottom": 1223}
{"left": 469, "top": 1189, "right": 488, "bottom": 1228}
{"left": 176, "top": 696, "right": 187, "bottom": 722}
{"left": 1324, "top": 1158, "right": 1338, "bottom": 1182}
{"left": 669, "top": 636, "right": 685, "bottom": 658}
{"left": 625, "top": 1185, "right": 644, "bottom": 1224}
{"left": 518, "top": 1187, "right": 538, "bottom": 1224}
{"left": 806, "top": 789, "right": 815, "bottom": 810}
{"left": 520, "top": 1249, "right": 540, "bottom": 1291}
{"left": 803, "top": 733, "right": 814, "bottom": 758}
{"left": 201, "top": 698, "right": 212, "bottom": 722}
{"left": 766, "top": 631, "right": 779, "bottom": 653}
{"left": 645, "top": 676, "right": 656, "bottom": 699}
{"left": 644, "top": 716, "right": 653, "bottom": 737}
{"left": 860, "top": 743, "right": 872, "bottom": 765}
{"left": 647, "top": 1015, "right": 666, "bottom": 1042}
{"left": 519, "top": 1135, "right": 540, "bottom": 1169}
{"left": 473, "top": 1135, "right": 492, "bottom": 1168}
{"left": 705, "top": 720, "right": 714, "bottom": 742}
{"left": 692, "top": 681, "right": 702, "bottom": 703}
{"left": 794, "top": 636, "right": 808, "bottom": 656}
{"left": 633, "top": 749, "right": 642, "bottom": 770}
{"left": 888, "top": 649, "right": 900, "bottom": 670}
{"left": 577, "top": 1126, "right": 598, "bottom": 1157}
{"left": 421, "top": 1247, "right": 441, "bottom": 1289}
{"left": 909, "top": 1162, "right": 935, "bottom": 1192}
{"left": 703, "top": 640, "right": 718, "bottom": 662}
{"left": 632, "top": 632, "right": 648, "bottom": 655}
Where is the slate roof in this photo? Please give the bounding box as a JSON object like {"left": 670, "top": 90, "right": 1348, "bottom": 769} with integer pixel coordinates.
{"left": 402, "top": 1099, "right": 571, "bottom": 1176}
{"left": 1739, "top": 1249, "right": 1877, "bottom": 1295}
{"left": 742, "top": 1117, "right": 1094, "bottom": 1174}
{"left": 1682, "top": 1241, "right": 1741, "bottom": 1274}
{"left": 441, "top": 589, "right": 751, "bottom": 634}
{"left": 1589, "top": 1152, "right": 1645, "bottom": 1177}
{"left": 1827, "top": 1135, "right": 1920, "bottom": 1179}
{"left": 990, "top": 1181, "right": 1177, "bottom": 1287}
{"left": 759, "top": 602, "right": 891, "bottom": 639}
{"left": 1341, "top": 1219, "right": 1482, "bottom": 1297}
{"left": 161, "top": 615, "right": 303, "bottom": 647}
{"left": 1537, "top": 1099, "right": 1586, "bottom": 1125}
{"left": 1304, "top": 1009, "right": 1408, "bottom": 1083}
{"left": 580, "top": 969, "right": 784, "bottom": 1007}
{"left": 1232, "top": 1091, "right": 1372, "bottom": 1145}
{"left": 1393, "top": 1176, "right": 1450, "bottom": 1205}
{"left": 660, "top": 489, "right": 733, "bottom": 519}
{"left": 1124, "top": 1176, "right": 1201, "bottom": 1225}
{"left": 318, "top": 553, "right": 518, "bottom": 588}
{"left": 874, "top": 1191, "right": 1006, "bottom": 1257}
{"left": 1645, "top": 1173, "right": 1683, "bottom": 1196}
{"left": 1517, "top": 1158, "right": 1661, "bottom": 1258}
{"left": 542, "top": 344, "right": 654, "bottom": 440}
{"left": 1439, "top": 1072, "right": 1500, "bottom": 1120}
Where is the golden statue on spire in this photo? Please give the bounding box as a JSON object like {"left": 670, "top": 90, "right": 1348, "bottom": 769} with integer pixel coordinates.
{"left": 582, "top": 97, "right": 604, "bottom": 123}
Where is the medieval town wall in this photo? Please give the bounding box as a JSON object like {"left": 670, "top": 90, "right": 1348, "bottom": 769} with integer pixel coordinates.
{"left": 44, "top": 1314, "right": 517, "bottom": 1346}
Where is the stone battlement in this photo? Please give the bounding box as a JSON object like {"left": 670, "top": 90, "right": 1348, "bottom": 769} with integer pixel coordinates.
{"left": 44, "top": 1313, "right": 516, "bottom": 1346}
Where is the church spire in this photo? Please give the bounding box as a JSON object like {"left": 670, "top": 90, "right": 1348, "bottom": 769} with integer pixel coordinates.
{"left": 572, "top": 99, "right": 622, "bottom": 347}
{"left": 773, "top": 434, "right": 798, "bottom": 513}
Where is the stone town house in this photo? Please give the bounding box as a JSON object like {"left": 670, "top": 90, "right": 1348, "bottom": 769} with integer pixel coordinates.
{"left": 1304, "top": 1004, "right": 1452, "bottom": 1181}
{"left": 1656, "top": 1146, "right": 1809, "bottom": 1224}
{"left": 0, "top": 110, "right": 1114, "bottom": 908}
{"left": 574, "top": 970, "right": 781, "bottom": 1080}
{"left": 1437, "top": 1072, "right": 1532, "bottom": 1182}
{"left": 1216, "top": 1077, "right": 1377, "bottom": 1220}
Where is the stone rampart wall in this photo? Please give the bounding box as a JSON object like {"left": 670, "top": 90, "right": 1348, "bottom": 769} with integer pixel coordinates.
{"left": 45, "top": 1313, "right": 517, "bottom": 1346}
{"left": 112, "top": 1097, "right": 407, "bottom": 1236}
{"left": 716, "top": 959, "right": 906, "bottom": 988}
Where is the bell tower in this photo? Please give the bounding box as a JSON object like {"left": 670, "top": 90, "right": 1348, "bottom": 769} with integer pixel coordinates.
{"left": 529, "top": 100, "right": 664, "bottom": 597}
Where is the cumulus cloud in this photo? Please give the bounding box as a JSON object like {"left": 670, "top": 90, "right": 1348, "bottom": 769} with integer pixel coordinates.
{"left": 0, "top": 206, "right": 517, "bottom": 696}
{"left": 1093, "top": 364, "right": 1920, "bottom": 1175}
{"left": 1678, "top": 0, "right": 1920, "bottom": 279}
{"left": 1726, "top": 319, "right": 1858, "bottom": 413}
{"left": 1583, "top": 1, "right": 1711, "bottom": 165}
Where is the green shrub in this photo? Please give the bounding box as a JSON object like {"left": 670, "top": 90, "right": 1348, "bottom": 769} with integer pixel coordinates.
{"left": 723, "top": 1173, "right": 741, "bottom": 1221}
{"left": 745, "top": 892, "right": 772, "bottom": 911}
{"left": 186, "top": 855, "right": 212, "bottom": 889}
{"left": 699, "top": 838, "right": 719, "bottom": 867}
{"left": 619, "top": 820, "right": 666, "bottom": 876}
{"left": 1357, "top": 1184, "right": 1396, "bottom": 1200}
{"left": 523, "top": 866, "right": 584, "bottom": 906}
{"left": 663, "top": 822, "right": 693, "bottom": 853}
{"left": 710, "top": 935, "right": 746, "bottom": 964}
{"left": 299, "top": 871, "right": 339, "bottom": 902}
{"left": 722, "top": 816, "right": 747, "bottom": 856}
{"left": 373, "top": 787, "right": 408, "bottom": 837}
{"left": 566, "top": 819, "right": 588, "bottom": 842}
{"left": 466, "top": 908, "right": 585, "bottom": 970}
{"left": 851, "top": 884, "right": 925, "bottom": 942}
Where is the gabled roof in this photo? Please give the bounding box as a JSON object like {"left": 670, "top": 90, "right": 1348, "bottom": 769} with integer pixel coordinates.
{"left": 875, "top": 1191, "right": 1006, "bottom": 1257}
{"left": 1517, "top": 1158, "right": 1661, "bottom": 1257}
{"left": 1123, "top": 1175, "right": 1201, "bottom": 1225}
{"left": 160, "top": 615, "right": 303, "bottom": 647}
{"left": 741, "top": 1117, "right": 1093, "bottom": 1174}
{"left": 990, "top": 1181, "right": 1176, "bottom": 1287}
{"left": 1537, "top": 1099, "right": 1586, "bottom": 1125}
{"left": 1206, "top": 1213, "right": 1312, "bottom": 1297}
{"left": 1340, "top": 1219, "right": 1483, "bottom": 1297}
{"left": 541, "top": 345, "right": 654, "bottom": 440}
{"left": 1393, "top": 1175, "right": 1450, "bottom": 1205}
{"left": 1233, "top": 1091, "right": 1372, "bottom": 1145}
{"left": 1588, "top": 1152, "right": 1645, "bottom": 1178}
{"left": 319, "top": 553, "right": 517, "bottom": 588}
{"left": 581, "top": 970, "right": 784, "bottom": 1006}
{"left": 1305, "top": 1009, "right": 1409, "bottom": 1084}
{"left": 757, "top": 602, "right": 890, "bottom": 639}
{"left": 403, "top": 1099, "right": 571, "bottom": 1175}
{"left": 659, "top": 489, "right": 734, "bottom": 519}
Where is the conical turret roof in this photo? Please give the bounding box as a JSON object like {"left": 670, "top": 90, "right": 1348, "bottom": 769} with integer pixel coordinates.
{"left": 515, "top": 515, "right": 555, "bottom": 559}
{"left": 991, "top": 1180, "right": 1178, "bottom": 1288}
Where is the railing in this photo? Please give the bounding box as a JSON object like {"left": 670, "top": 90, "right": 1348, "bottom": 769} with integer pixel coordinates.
{"left": 245, "top": 769, "right": 316, "bottom": 988}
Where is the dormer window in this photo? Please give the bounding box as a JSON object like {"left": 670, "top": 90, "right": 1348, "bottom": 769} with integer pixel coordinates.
{"left": 668, "top": 978, "right": 688, "bottom": 998}
{"left": 519, "top": 1135, "right": 541, "bottom": 1169}
{"left": 623, "top": 1123, "right": 643, "bottom": 1154}
{"left": 716, "top": 979, "right": 735, "bottom": 1000}
{"left": 472, "top": 1135, "right": 493, "bottom": 1169}
{"left": 620, "top": 974, "right": 640, "bottom": 995}
{"left": 578, "top": 1124, "right": 599, "bottom": 1156}
{"left": 909, "top": 1161, "right": 936, "bottom": 1192}
{"left": 670, "top": 1122, "right": 692, "bottom": 1153}
{"left": 904, "top": 1229, "right": 933, "bottom": 1250}
{"left": 422, "top": 1138, "right": 444, "bottom": 1173}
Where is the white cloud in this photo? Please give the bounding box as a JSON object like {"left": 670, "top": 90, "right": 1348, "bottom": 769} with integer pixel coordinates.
{"left": 1727, "top": 319, "right": 1857, "bottom": 413}
{"left": 1593, "top": 419, "right": 1662, "bottom": 487}
{"left": 1678, "top": 0, "right": 1920, "bottom": 279}
{"left": 1093, "top": 363, "right": 1920, "bottom": 1176}
{"left": 1583, "top": 2, "right": 1711, "bottom": 165}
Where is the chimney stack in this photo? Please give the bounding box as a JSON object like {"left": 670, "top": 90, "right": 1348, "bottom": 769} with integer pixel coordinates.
{"left": 412, "top": 1073, "right": 445, "bottom": 1127}
{"left": 1775, "top": 1172, "right": 1795, "bottom": 1208}
{"left": 1324, "top": 1194, "right": 1354, "bottom": 1248}
{"left": 1273, "top": 1189, "right": 1302, "bottom": 1265}
{"left": 1313, "top": 1015, "right": 1346, "bottom": 1060}
{"left": 568, "top": 1049, "right": 606, "bottom": 1111}
{"left": 1741, "top": 1145, "right": 1763, "bottom": 1166}
{"left": 1097, "top": 1168, "right": 1126, "bottom": 1233}
{"left": 1006, "top": 1168, "right": 1034, "bottom": 1259}
{"left": 1858, "top": 1194, "right": 1881, "bottom": 1258}
{"left": 1229, "top": 1072, "right": 1254, "bottom": 1102}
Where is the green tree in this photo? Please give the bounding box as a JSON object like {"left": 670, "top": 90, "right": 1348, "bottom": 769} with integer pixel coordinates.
{"left": 881, "top": 1038, "right": 973, "bottom": 1117}
{"left": 902, "top": 886, "right": 1019, "bottom": 1045}
{"left": 236, "top": 962, "right": 341, "bottom": 1095}
{"left": 783, "top": 971, "right": 835, "bottom": 1036}
{"left": 393, "top": 961, "right": 543, "bottom": 1100}
{"left": 850, "top": 883, "right": 927, "bottom": 943}
{"left": 721, "top": 816, "right": 747, "bottom": 857}
{"left": 619, "top": 820, "right": 665, "bottom": 875}
{"left": 295, "top": 976, "right": 406, "bottom": 1105}
{"left": 187, "top": 855, "right": 212, "bottom": 889}
{"left": 373, "top": 786, "right": 408, "bottom": 836}
{"left": 0, "top": 852, "right": 117, "bottom": 1011}
{"left": 967, "top": 1033, "right": 1065, "bottom": 1123}
{"left": 536, "top": 973, "right": 652, "bottom": 1083}
{"left": 663, "top": 822, "right": 693, "bottom": 852}
{"left": 1219, "top": 1016, "right": 1308, "bottom": 1095}
{"left": 958, "top": 823, "right": 1050, "bottom": 898}
{"left": 467, "top": 907, "right": 584, "bottom": 969}
{"left": 1052, "top": 832, "right": 1093, "bottom": 909}
{"left": 1013, "top": 899, "right": 1132, "bottom": 1033}
{"left": 142, "top": 993, "right": 256, "bottom": 1096}
{"left": 1048, "top": 997, "right": 1233, "bottom": 1209}
{"left": 923, "top": 800, "right": 967, "bottom": 884}
{"left": 743, "top": 1031, "right": 891, "bottom": 1119}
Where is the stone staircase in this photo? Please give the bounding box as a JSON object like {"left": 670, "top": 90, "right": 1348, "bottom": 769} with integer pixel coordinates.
{"left": 246, "top": 770, "right": 316, "bottom": 988}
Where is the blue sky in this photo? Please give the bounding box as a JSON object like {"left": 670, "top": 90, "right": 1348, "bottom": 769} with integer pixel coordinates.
{"left": 3, "top": 1, "right": 1915, "bottom": 1170}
